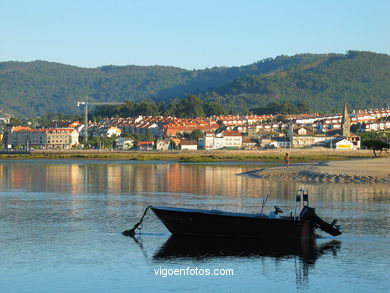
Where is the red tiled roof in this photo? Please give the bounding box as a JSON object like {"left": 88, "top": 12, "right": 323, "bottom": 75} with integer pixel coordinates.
{"left": 137, "top": 141, "right": 154, "bottom": 146}
{"left": 180, "top": 140, "right": 198, "bottom": 145}
{"left": 12, "top": 126, "right": 33, "bottom": 132}
{"left": 12, "top": 127, "right": 76, "bottom": 133}
{"left": 223, "top": 130, "right": 241, "bottom": 136}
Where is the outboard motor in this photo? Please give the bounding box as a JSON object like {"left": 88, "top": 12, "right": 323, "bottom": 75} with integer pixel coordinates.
{"left": 300, "top": 206, "right": 342, "bottom": 236}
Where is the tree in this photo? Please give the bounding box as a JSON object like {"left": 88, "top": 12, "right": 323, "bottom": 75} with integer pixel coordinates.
{"left": 7, "top": 117, "right": 23, "bottom": 127}
{"left": 204, "top": 102, "right": 225, "bottom": 116}
{"left": 362, "top": 139, "right": 389, "bottom": 157}
{"left": 163, "top": 102, "right": 178, "bottom": 117}
{"left": 145, "top": 129, "right": 152, "bottom": 141}
{"left": 189, "top": 129, "right": 203, "bottom": 140}
{"left": 177, "top": 95, "right": 205, "bottom": 118}
{"left": 136, "top": 101, "right": 160, "bottom": 116}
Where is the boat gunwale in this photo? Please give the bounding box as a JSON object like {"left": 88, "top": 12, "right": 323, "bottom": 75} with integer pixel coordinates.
{"left": 151, "top": 205, "right": 297, "bottom": 222}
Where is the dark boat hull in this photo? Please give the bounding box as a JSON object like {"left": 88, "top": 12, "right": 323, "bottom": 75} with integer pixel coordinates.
{"left": 151, "top": 206, "right": 315, "bottom": 240}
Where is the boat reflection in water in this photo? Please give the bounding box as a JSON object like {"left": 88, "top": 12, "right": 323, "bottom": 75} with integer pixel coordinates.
{"left": 154, "top": 235, "right": 340, "bottom": 261}
{"left": 152, "top": 236, "right": 341, "bottom": 286}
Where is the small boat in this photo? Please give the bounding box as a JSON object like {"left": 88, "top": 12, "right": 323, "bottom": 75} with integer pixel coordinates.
{"left": 123, "top": 191, "right": 342, "bottom": 240}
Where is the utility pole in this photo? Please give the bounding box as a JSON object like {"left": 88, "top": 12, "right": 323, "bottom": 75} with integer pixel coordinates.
{"left": 84, "top": 99, "right": 88, "bottom": 144}
{"left": 77, "top": 98, "right": 125, "bottom": 144}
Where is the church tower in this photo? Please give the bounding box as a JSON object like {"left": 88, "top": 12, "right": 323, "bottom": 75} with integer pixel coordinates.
{"left": 341, "top": 104, "right": 351, "bottom": 137}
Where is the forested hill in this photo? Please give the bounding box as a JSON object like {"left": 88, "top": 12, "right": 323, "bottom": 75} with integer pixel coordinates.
{"left": 0, "top": 54, "right": 320, "bottom": 116}
{"left": 201, "top": 51, "right": 390, "bottom": 113}
{"left": 0, "top": 51, "right": 389, "bottom": 116}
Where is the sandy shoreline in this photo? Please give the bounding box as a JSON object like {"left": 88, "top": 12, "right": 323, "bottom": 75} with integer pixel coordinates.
{"left": 253, "top": 157, "right": 390, "bottom": 183}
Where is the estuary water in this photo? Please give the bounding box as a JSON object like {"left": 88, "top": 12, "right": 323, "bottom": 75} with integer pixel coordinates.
{"left": 0, "top": 160, "right": 389, "bottom": 293}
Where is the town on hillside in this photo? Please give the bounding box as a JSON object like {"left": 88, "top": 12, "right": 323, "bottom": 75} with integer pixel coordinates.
{"left": 1, "top": 106, "right": 390, "bottom": 151}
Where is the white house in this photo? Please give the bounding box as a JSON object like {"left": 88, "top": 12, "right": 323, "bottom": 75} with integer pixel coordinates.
{"left": 180, "top": 140, "right": 198, "bottom": 150}
{"left": 270, "top": 137, "right": 290, "bottom": 148}
{"left": 114, "top": 137, "right": 134, "bottom": 149}
{"left": 107, "top": 127, "right": 122, "bottom": 137}
{"left": 336, "top": 139, "right": 354, "bottom": 150}
{"left": 202, "top": 132, "right": 225, "bottom": 150}
{"left": 156, "top": 139, "right": 171, "bottom": 151}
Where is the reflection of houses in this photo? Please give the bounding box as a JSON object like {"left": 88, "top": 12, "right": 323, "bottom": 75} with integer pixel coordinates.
{"left": 180, "top": 140, "right": 198, "bottom": 150}
{"left": 107, "top": 166, "right": 122, "bottom": 194}
{"left": 137, "top": 141, "right": 154, "bottom": 151}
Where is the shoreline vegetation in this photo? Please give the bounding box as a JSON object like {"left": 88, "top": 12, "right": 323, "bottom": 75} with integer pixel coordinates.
{"left": 0, "top": 149, "right": 387, "bottom": 162}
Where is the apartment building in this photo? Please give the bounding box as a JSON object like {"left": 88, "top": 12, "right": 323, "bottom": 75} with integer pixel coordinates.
{"left": 6, "top": 127, "right": 79, "bottom": 149}
{"left": 222, "top": 131, "right": 242, "bottom": 149}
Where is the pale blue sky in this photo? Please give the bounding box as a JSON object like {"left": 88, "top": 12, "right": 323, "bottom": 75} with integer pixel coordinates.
{"left": 0, "top": 0, "right": 389, "bottom": 69}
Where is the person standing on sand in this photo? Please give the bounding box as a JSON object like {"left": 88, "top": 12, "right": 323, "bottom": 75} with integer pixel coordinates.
{"left": 284, "top": 153, "right": 290, "bottom": 168}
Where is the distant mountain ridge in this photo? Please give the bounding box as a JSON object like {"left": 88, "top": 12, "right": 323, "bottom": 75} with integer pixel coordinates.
{"left": 201, "top": 51, "right": 390, "bottom": 113}
{"left": 0, "top": 51, "right": 389, "bottom": 116}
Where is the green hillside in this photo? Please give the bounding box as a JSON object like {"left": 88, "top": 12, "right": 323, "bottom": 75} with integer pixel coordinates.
{"left": 0, "top": 51, "right": 389, "bottom": 117}
{"left": 200, "top": 51, "right": 390, "bottom": 113}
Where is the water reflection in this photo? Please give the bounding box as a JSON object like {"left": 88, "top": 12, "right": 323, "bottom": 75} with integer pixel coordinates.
{"left": 153, "top": 236, "right": 341, "bottom": 261}
{"left": 148, "top": 236, "right": 341, "bottom": 287}
{"left": 0, "top": 161, "right": 389, "bottom": 292}
{"left": 1, "top": 161, "right": 389, "bottom": 237}
{"left": 1, "top": 161, "right": 389, "bottom": 202}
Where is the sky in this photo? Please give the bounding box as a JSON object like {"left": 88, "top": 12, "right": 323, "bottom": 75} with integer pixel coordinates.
{"left": 0, "top": 0, "right": 389, "bottom": 69}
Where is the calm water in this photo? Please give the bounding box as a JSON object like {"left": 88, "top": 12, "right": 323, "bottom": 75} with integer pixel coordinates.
{"left": 0, "top": 160, "right": 389, "bottom": 293}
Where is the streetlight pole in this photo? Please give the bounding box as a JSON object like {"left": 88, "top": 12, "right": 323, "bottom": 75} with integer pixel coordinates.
{"left": 84, "top": 102, "right": 88, "bottom": 144}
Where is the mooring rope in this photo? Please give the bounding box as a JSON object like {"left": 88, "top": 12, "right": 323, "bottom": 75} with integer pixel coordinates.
{"left": 122, "top": 205, "right": 152, "bottom": 237}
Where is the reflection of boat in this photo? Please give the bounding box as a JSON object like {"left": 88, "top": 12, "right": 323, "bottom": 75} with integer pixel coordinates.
{"left": 154, "top": 235, "right": 341, "bottom": 263}
{"left": 151, "top": 236, "right": 341, "bottom": 287}
{"left": 123, "top": 191, "right": 342, "bottom": 240}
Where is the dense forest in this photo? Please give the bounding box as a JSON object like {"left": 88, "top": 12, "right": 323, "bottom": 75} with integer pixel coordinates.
{"left": 91, "top": 97, "right": 309, "bottom": 119}
{"left": 0, "top": 51, "right": 389, "bottom": 117}
{"left": 200, "top": 51, "right": 390, "bottom": 114}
